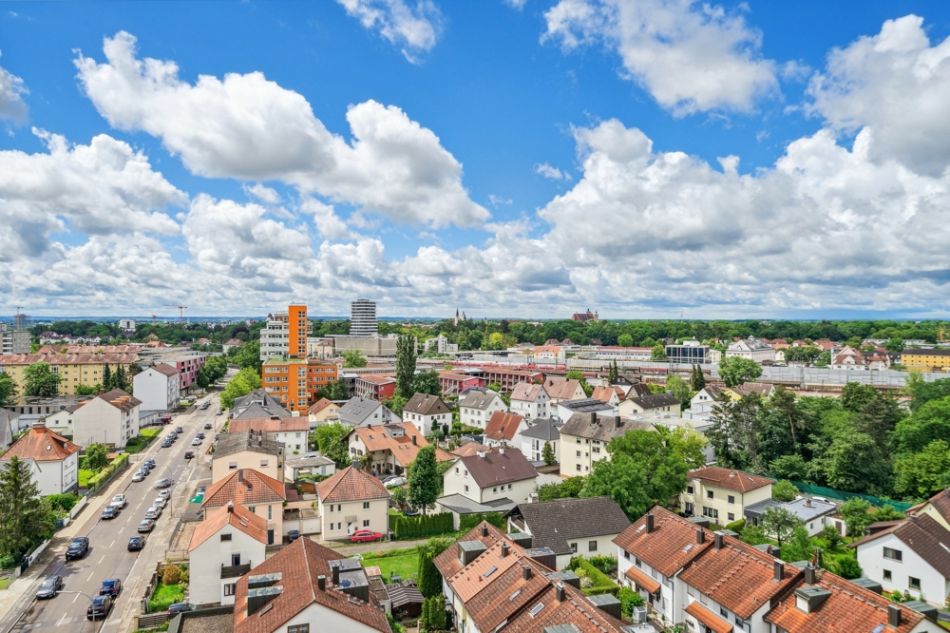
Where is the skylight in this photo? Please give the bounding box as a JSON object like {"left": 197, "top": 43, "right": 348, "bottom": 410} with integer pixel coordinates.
{"left": 483, "top": 566, "right": 498, "bottom": 578}
{"left": 529, "top": 602, "right": 545, "bottom": 617}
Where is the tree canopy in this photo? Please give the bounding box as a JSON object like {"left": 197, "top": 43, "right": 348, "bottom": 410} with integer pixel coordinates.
{"left": 395, "top": 334, "right": 417, "bottom": 398}
{"left": 24, "top": 362, "right": 60, "bottom": 397}
{"left": 407, "top": 445, "right": 441, "bottom": 512}
{"left": 718, "top": 356, "right": 763, "bottom": 387}
{"left": 312, "top": 423, "right": 351, "bottom": 468}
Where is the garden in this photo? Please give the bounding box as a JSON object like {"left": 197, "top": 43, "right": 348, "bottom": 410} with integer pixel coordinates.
{"left": 124, "top": 428, "right": 162, "bottom": 454}
{"left": 148, "top": 563, "right": 189, "bottom": 612}
{"left": 568, "top": 555, "right": 621, "bottom": 596}
{"left": 360, "top": 546, "right": 420, "bottom": 583}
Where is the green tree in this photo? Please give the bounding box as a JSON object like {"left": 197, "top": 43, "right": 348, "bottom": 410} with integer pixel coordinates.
{"left": 341, "top": 350, "right": 367, "bottom": 368}
{"left": 312, "top": 423, "right": 352, "bottom": 468}
{"left": 650, "top": 343, "right": 667, "bottom": 361}
{"left": 0, "top": 373, "right": 18, "bottom": 406}
{"left": 772, "top": 480, "right": 798, "bottom": 502}
{"left": 386, "top": 393, "right": 408, "bottom": 416}
{"left": 542, "top": 441, "right": 556, "bottom": 466}
{"left": 229, "top": 339, "right": 262, "bottom": 372}
{"left": 617, "top": 333, "right": 633, "bottom": 348}
{"left": 396, "top": 334, "right": 417, "bottom": 398}
{"left": 114, "top": 365, "right": 129, "bottom": 391}
{"left": 538, "top": 476, "right": 585, "bottom": 501}
{"left": 411, "top": 370, "right": 441, "bottom": 396}
{"left": 708, "top": 395, "right": 764, "bottom": 470}
{"left": 769, "top": 454, "right": 809, "bottom": 481}
{"left": 893, "top": 396, "right": 950, "bottom": 454}
{"left": 24, "top": 362, "right": 60, "bottom": 397}
{"left": 81, "top": 443, "right": 109, "bottom": 471}
{"left": 839, "top": 498, "right": 873, "bottom": 537}
{"left": 907, "top": 375, "right": 950, "bottom": 411}
{"left": 316, "top": 379, "right": 350, "bottom": 401}
{"left": 822, "top": 432, "right": 892, "bottom": 494}
{"left": 607, "top": 359, "right": 620, "bottom": 383}
{"left": 690, "top": 365, "right": 706, "bottom": 391}
{"left": 102, "top": 363, "right": 113, "bottom": 390}
{"left": 718, "top": 356, "right": 763, "bottom": 387}
{"left": 582, "top": 426, "right": 705, "bottom": 519}
{"left": 894, "top": 440, "right": 950, "bottom": 498}
{"left": 417, "top": 537, "right": 453, "bottom": 598}
{"left": 780, "top": 525, "right": 814, "bottom": 563}
{"left": 408, "top": 446, "right": 440, "bottom": 514}
{"left": 220, "top": 367, "right": 261, "bottom": 409}
{"left": 0, "top": 456, "right": 55, "bottom": 558}
{"left": 761, "top": 506, "right": 802, "bottom": 548}
{"left": 666, "top": 374, "right": 693, "bottom": 408}
{"left": 389, "top": 485, "right": 407, "bottom": 510}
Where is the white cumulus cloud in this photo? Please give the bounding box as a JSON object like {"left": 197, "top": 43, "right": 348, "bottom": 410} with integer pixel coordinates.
{"left": 0, "top": 60, "right": 28, "bottom": 123}
{"left": 534, "top": 162, "right": 571, "bottom": 180}
{"left": 336, "top": 0, "right": 442, "bottom": 62}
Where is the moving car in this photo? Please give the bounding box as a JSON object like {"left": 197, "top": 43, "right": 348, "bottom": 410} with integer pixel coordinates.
{"left": 110, "top": 493, "right": 127, "bottom": 509}
{"left": 138, "top": 518, "right": 155, "bottom": 533}
{"left": 350, "top": 529, "right": 384, "bottom": 543}
{"left": 144, "top": 458, "right": 157, "bottom": 469}
{"left": 127, "top": 535, "right": 146, "bottom": 551}
{"left": 155, "top": 478, "right": 174, "bottom": 489}
{"left": 100, "top": 506, "right": 119, "bottom": 520}
{"left": 35, "top": 575, "right": 63, "bottom": 599}
{"left": 99, "top": 578, "right": 123, "bottom": 598}
{"left": 184, "top": 451, "right": 194, "bottom": 460}
{"left": 65, "top": 536, "right": 89, "bottom": 561}
{"left": 168, "top": 602, "right": 194, "bottom": 614}
{"left": 87, "top": 595, "right": 112, "bottom": 620}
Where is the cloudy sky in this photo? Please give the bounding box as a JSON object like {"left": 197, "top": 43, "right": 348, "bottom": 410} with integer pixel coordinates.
{"left": 2, "top": 1, "right": 950, "bottom": 319}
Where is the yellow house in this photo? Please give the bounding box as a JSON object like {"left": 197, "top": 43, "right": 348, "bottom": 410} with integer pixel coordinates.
{"left": 0, "top": 352, "right": 139, "bottom": 402}
{"left": 902, "top": 348, "right": 950, "bottom": 372}
{"left": 679, "top": 466, "right": 774, "bottom": 525}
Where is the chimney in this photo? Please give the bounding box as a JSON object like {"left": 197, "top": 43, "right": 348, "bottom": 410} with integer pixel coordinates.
{"left": 499, "top": 447, "right": 505, "bottom": 455}
{"left": 804, "top": 498, "right": 812, "bottom": 508}
{"left": 888, "top": 605, "right": 901, "bottom": 627}
{"left": 227, "top": 501, "right": 234, "bottom": 513}
{"left": 238, "top": 470, "right": 244, "bottom": 484}
{"left": 714, "top": 532, "right": 724, "bottom": 550}
{"left": 589, "top": 412, "right": 597, "bottom": 425}
{"left": 481, "top": 525, "right": 488, "bottom": 537}
{"left": 696, "top": 528, "right": 705, "bottom": 544}
{"left": 804, "top": 565, "right": 816, "bottom": 585}
{"left": 773, "top": 560, "right": 784, "bottom": 581}
{"left": 614, "top": 415, "right": 621, "bottom": 428}
{"left": 522, "top": 567, "right": 532, "bottom": 581}
{"left": 411, "top": 435, "right": 417, "bottom": 445}
{"left": 317, "top": 575, "right": 326, "bottom": 591}
{"left": 555, "top": 583, "right": 565, "bottom": 602}
{"left": 501, "top": 543, "right": 510, "bottom": 558}
{"left": 332, "top": 564, "right": 340, "bottom": 586}
{"left": 645, "top": 514, "right": 654, "bottom": 534}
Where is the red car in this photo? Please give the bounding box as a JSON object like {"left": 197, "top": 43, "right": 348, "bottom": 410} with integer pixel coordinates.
{"left": 350, "top": 529, "right": 384, "bottom": 543}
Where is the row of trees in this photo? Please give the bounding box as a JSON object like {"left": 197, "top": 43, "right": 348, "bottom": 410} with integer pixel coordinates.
{"left": 196, "top": 355, "right": 228, "bottom": 389}
{"left": 33, "top": 320, "right": 263, "bottom": 347}
{"left": 0, "top": 457, "right": 56, "bottom": 562}
{"left": 219, "top": 367, "right": 262, "bottom": 409}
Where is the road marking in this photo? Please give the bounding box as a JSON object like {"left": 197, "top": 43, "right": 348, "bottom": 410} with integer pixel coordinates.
{"left": 57, "top": 613, "right": 68, "bottom": 626}
{"left": 108, "top": 539, "right": 115, "bottom": 548}
{"left": 86, "top": 570, "right": 95, "bottom": 582}
{"left": 73, "top": 592, "right": 81, "bottom": 603}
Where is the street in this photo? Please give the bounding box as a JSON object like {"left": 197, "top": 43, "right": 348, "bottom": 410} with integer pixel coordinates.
{"left": 2, "top": 395, "right": 222, "bottom": 633}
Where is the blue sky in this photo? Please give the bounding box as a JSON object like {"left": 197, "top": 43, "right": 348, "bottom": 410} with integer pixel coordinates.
{"left": 1, "top": 0, "right": 950, "bottom": 319}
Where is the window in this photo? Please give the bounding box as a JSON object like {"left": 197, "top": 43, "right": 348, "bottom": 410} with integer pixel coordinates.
{"left": 220, "top": 534, "right": 232, "bottom": 542}
{"left": 228, "top": 462, "right": 237, "bottom": 470}
{"left": 707, "top": 491, "right": 714, "bottom": 499}
{"left": 883, "top": 569, "right": 892, "bottom": 581}
{"left": 231, "top": 553, "right": 241, "bottom": 566}
{"left": 588, "top": 541, "right": 598, "bottom": 552}
{"left": 702, "top": 507, "right": 719, "bottom": 520}
{"left": 363, "top": 519, "right": 370, "bottom": 527}
{"left": 363, "top": 501, "right": 370, "bottom": 509}
{"left": 576, "top": 465, "right": 581, "bottom": 472}
{"left": 287, "top": 625, "right": 310, "bottom": 633}
{"left": 576, "top": 450, "right": 581, "bottom": 457}
{"left": 728, "top": 513, "right": 735, "bottom": 521}
{"left": 569, "top": 542, "right": 577, "bottom": 553}
{"left": 260, "top": 459, "right": 269, "bottom": 467}
{"left": 883, "top": 547, "right": 903, "bottom": 561}
{"left": 267, "top": 506, "right": 273, "bottom": 520}
{"left": 727, "top": 495, "right": 735, "bottom": 504}
{"left": 464, "top": 485, "right": 469, "bottom": 492}
{"left": 908, "top": 577, "right": 921, "bottom": 591}
{"left": 224, "top": 583, "right": 236, "bottom": 597}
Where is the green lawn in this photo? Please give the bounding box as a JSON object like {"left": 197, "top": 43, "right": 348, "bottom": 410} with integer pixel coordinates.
{"left": 361, "top": 549, "right": 420, "bottom": 583}
{"left": 78, "top": 469, "right": 96, "bottom": 488}
{"left": 125, "top": 429, "right": 160, "bottom": 454}
{"left": 149, "top": 582, "right": 185, "bottom": 611}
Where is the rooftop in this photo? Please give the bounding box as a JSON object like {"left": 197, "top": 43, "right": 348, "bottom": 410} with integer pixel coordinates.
{"left": 688, "top": 466, "right": 774, "bottom": 493}
{"left": 316, "top": 465, "right": 389, "bottom": 504}
{"left": 214, "top": 431, "right": 284, "bottom": 459}
{"left": 0, "top": 423, "right": 80, "bottom": 462}
{"left": 560, "top": 412, "right": 652, "bottom": 442}
{"left": 510, "top": 497, "right": 630, "bottom": 556}
{"left": 203, "top": 469, "right": 287, "bottom": 509}
{"left": 458, "top": 447, "right": 538, "bottom": 488}
{"left": 189, "top": 503, "right": 268, "bottom": 552}
{"left": 613, "top": 506, "right": 711, "bottom": 578}
{"left": 484, "top": 411, "right": 525, "bottom": 442}
{"left": 403, "top": 393, "right": 450, "bottom": 416}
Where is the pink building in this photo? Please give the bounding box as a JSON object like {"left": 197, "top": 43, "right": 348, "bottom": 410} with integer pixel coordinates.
{"left": 438, "top": 371, "right": 484, "bottom": 397}
{"left": 168, "top": 353, "right": 208, "bottom": 389}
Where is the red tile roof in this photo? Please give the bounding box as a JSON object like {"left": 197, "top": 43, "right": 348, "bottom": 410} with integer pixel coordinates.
{"left": 307, "top": 398, "right": 337, "bottom": 415}
{"left": 357, "top": 374, "right": 396, "bottom": 386}
{"left": 316, "top": 465, "right": 389, "bottom": 504}
{"left": 203, "top": 469, "right": 287, "bottom": 508}
{"left": 624, "top": 565, "right": 660, "bottom": 594}
{"left": 352, "top": 422, "right": 454, "bottom": 467}
{"left": 189, "top": 503, "right": 267, "bottom": 552}
{"left": 685, "top": 601, "right": 733, "bottom": 633}
{"left": 484, "top": 411, "right": 524, "bottom": 442}
{"left": 613, "top": 507, "right": 711, "bottom": 578}
{"left": 228, "top": 417, "right": 310, "bottom": 434}
{"left": 152, "top": 363, "right": 179, "bottom": 377}
{"left": 434, "top": 521, "right": 507, "bottom": 580}
{"left": 0, "top": 424, "right": 79, "bottom": 462}
{"left": 542, "top": 378, "right": 584, "bottom": 401}
{"left": 233, "top": 538, "right": 390, "bottom": 633}
{"left": 502, "top": 581, "right": 626, "bottom": 633}
{"left": 97, "top": 388, "right": 142, "bottom": 412}
{"left": 688, "top": 466, "right": 773, "bottom": 493}
{"left": 452, "top": 441, "right": 491, "bottom": 458}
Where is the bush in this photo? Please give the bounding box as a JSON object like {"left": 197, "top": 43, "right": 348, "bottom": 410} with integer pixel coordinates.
{"left": 459, "top": 512, "right": 506, "bottom": 531}
{"left": 569, "top": 557, "right": 619, "bottom": 596}
{"left": 46, "top": 493, "right": 80, "bottom": 513}
{"left": 391, "top": 513, "right": 454, "bottom": 539}
{"left": 87, "top": 454, "right": 129, "bottom": 491}
{"left": 619, "top": 587, "right": 645, "bottom": 618}
{"left": 588, "top": 555, "right": 617, "bottom": 575}
{"left": 724, "top": 518, "right": 746, "bottom": 533}
{"left": 162, "top": 564, "right": 181, "bottom": 585}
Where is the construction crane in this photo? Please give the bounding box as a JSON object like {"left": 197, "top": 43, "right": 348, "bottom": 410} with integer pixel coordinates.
{"left": 163, "top": 305, "right": 188, "bottom": 323}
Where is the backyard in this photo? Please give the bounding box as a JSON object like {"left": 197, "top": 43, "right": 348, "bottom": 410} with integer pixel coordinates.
{"left": 360, "top": 547, "right": 420, "bottom": 583}
{"left": 125, "top": 428, "right": 161, "bottom": 454}
{"left": 148, "top": 563, "right": 188, "bottom": 612}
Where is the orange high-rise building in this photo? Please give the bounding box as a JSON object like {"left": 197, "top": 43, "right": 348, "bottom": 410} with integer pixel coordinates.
{"left": 261, "top": 358, "right": 339, "bottom": 414}
{"left": 287, "top": 304, "right": 309, "bottom": 359}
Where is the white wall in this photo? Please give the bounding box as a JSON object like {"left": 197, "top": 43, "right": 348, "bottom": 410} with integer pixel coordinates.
{"left": 460, "top": 397, "right": 506, "bottom": 429}
{"left": 857, "top": 532, "right": 948, "bottom": 606}
{"left": 189, "top": 523, "right": 265, "bottom": 606}
{"left": 554, "top": 533, "right": 617, "bottom": 570}
{"left": 133, "top": 368, "right": 180, "bottom": 412}
{"left": 318, "top": 498, "right": 388, "bottom": 540}
{"left": 72, "top": 397, "right": 140, "bottom": 448}
{"left": 11, "top": 453, "right": 78, "bottom": 496}
{"left": 617, "top": 550, "right": 677, "bottom": 626}
{"left": 518, "top": 434, "right": 559, "bottom": 463}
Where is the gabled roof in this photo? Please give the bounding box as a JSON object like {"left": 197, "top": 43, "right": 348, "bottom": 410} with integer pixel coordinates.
{"left": 232, "top": 390, "right": 291, "bottom": 420}
{"left": 189, "top": 503, "right": 267, "bottom": 552}
{"left": 458, "top": 448, "right": 537, "bottom": 489}
{"left": 357, "top": 374, "right": 396, "bottom": 386}
{"left": 628, "top": 392, "right": 680, "bottom": 410}
{"left": 403, "top": 393, "right": 450, "bottom": 416}
{"left": 452, "top": 441, "right": 491, "bottom": 458}
{"left": 0, "top": 424, "right": 80, "bottom": 462}
{"left": 203, "top": 469, "right": 287, "bottom": 508}
{"left": 765, "top": 568, "right": 924, "bottom": 633}
{"left": 97, "top": 389, "right": 142, "bottom": 412}
{"left": 316, "top": 465, "right": 389, "bottom": 504}
{"left": 484, "top": 411, "right": 524, "bottom": 442}
{"left": 557, "top": 398, "right": 614, "bottom": 414}
{"left": 233, "top": 538, "right": 390, "bottom": 633}
{"left": 151, "top": 363, "right": 179, "bottom": 377}
{"left": 512, "top": 497, "right": 630, "bottom": 555}
{"left": 918, "top": 487, "right": 950, "bottom": 524}
{"left": 589, "top": 386, "right": 620, "bottom": 404}
{"left": 433, "top": 521, "right": 508, "bottom": 579}
{"left": 853, "top": 514, "right": 950, "bottom": 577}
{"left": 214, "top": 432, "right": 283, "bottom": 459}
{"left": 510, "top": 382, "right": 545, "bottom": 402}
{"left": 458, "top": 389, "right": 504, "bottom": 410}
{"left": 307, "top": 398, "right": 338, "bottom": 415}
{"left": 338, "top": 397, "right": 383, "bottom": 425}
{"left": 228, "top": 417, "right": 309, "bottom": 434}
{"left": 542, "top": 378, "right": 584, "bottom": 401}
{"left": 519, "top": 418, "right": 562, "bottom": 442}
{"left": 502, "top": 580, "right": 627, "bottom": 633}
{"left": 613, "top": 506, "right": 711, "bottom": 578}
{"left": 560, "top": 412, "right": 652, "bottom": 443}
{"left": 731, "top": 382, "right": 775, "bottom": 397}
{"left": 351, "top": 422, "right": 453, "bottom": 467}
{"left": 688, "top": 466, "right": 774, "bottom": 493}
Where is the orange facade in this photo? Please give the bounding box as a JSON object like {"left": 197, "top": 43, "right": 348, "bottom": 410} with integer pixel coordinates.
{"left": 262, "top": 358, "right": 338, "bottom": 414}
{"left": 287, "top": 304, "right": 309, "bottom": 359}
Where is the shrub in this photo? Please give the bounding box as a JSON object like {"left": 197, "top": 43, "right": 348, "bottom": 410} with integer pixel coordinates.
{"left": 46, "top": 493, "right": 80, "bottom": 513}
{"left": 391, "top": 512, "right": 453, "bottom": 539}
{"left": 459, "top": 512, "right": 505, "bottom": 531}
{"left": 162, "top": 565, "right": 181, "bottom": 585}
{"left": 724, "top": 518, "right": 746, "bottom": 533}
{"left": 588, "top": 555, "right": 617, "bottom": 575}
{"left": 619, "top": 587, "right": 644, "bottom": 618}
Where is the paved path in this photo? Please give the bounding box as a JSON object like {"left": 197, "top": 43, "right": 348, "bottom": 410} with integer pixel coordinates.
{"left": 322, "top": 536, "right": 432, "bottom": 556}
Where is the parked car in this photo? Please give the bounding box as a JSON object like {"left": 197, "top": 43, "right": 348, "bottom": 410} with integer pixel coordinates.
{"left": 100, "top": 506, "right": 119, "bottom": 520}
{"left": 99, "top": 578, "right": 123, "bottom": 598}
{"left": 383, "top": 476, "right": 406, "bottom": 488}
{"left": 65, "top": 536, "right": 89, "bottom": 561}
{"left": 191, "top": 438, "right": 202, "bottom": 446}
{"left": 287, "top": 529, "right": 301, "bottom": 542}
{"left": 158, "top": 489, "right": 172, "bottom": 500}
{"left": 168, "top": 602, "right": 194, "bottom": 614}
{"left": 144, "top": 458, "right": 156, "bottom": 469}
{"left": 110, "top": 494, "right": 127, "bottom": 509}
{"left": 35, "top": 575, "right": 63, "bottom": 599}
{"left": 184, "top": 451, "right": 195, "bottom": 460}
{"left": 203, "top": 423, "right": 212, "bottom": 429}
{"left": 350, "top": 529, "right": 384, "bottom": 543}
{"left": 87, "top": 595, "right": 112, "bottom": 620}
{"left": 196, "top": 432, "right": 206, "bottom": 439}
{"left": 176, "top": 426, "right": 184, "bottom": 433}
{"left": 155, "top": 478, "right": 174, "bottom": 489}
{"left": 152, "top": 496, "right": 167, "bottom": 508}
{"left": 138, "top": 519, "right": 155, "bottom": 533}
{"left": 144, "top": 507, "right": 160, "bottom": 521}
{"left": 161, "top": 440, "right": 173, "bottom": 448}
{"left": 131, "top": 470, "right": 146, "bottom": 483}
{"left": 127, "top": 535, "right": 146, "bottom": 551}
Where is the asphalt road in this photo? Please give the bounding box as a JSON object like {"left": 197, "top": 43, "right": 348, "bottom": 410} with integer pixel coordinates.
{"left": 8, "top": 396, "right": 221, "bottom": 633}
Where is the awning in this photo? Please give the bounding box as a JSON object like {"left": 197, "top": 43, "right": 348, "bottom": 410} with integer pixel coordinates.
{"left": 624, "top": 565, "right": 661, "bottom": 594}
{"left": 685, "top": 601, "right": 733, "bottom": 633}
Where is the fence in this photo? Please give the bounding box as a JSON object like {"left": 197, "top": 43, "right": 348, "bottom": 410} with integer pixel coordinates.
{"left": 135, "top": 612, "right": 170, "bottom": 630}
{"left": 791, "top": 481, "right": 914, "bottom": 512}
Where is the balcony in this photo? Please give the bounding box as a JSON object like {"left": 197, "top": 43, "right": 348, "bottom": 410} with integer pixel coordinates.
{"left": 221, "top": 562, "right": 252, "bottom": 578}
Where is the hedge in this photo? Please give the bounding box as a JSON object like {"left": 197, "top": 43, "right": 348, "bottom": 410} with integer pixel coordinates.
{"left": 87, "top": 453, "right": 129, "bottom": 492}
{"left": 391, "top": 513, "right": 454, "bottom": 539}
{"left": 459, "top": 511, "right": 506, "bottom": 531}
{"left": 570, "top": 557, "right": 620, "bottom": 596}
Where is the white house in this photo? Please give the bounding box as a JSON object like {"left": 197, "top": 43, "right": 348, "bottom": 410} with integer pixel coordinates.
{"left": 483, "top": 411, "right": 527, "bottom": 449}
{"left": 509, "top": 382, "right": 549, "bottom": 419}
{"left": 458, "top": 389, "right": 507, "bottom": 430}
{"left": 725, "top": 337, "right": 776, "bottom": 363}
{"left": 132, "top": 363, "right": 181, "bottom": 412}
{"left": 401, "top": 393, "right": 451, "bottom": 437}
{"left": 516, "top": 417, "right": 562, "bottom": 463}
{"left": 188, "top": 503, "right": 268, "bottom": 606}
{"left": 228, "top": 417, "right": 310, "bottom": 455}
{"left": 687, "top": 385, "right": 727, "bottom": 420}
{"left": 0, "top": 423, "right": 80, "bottom": 495}
{"left": 337, "top": 397, "right": 398, "bottom": 427}
{"left": 315, "top": 466, "right": 389, "bottom": 540}
{"left": 42, "top": 403, "right": 84, "bottom": 437}
{"left": 437, "top": 448, "right": 538, "bottom": 528}
{"left": 618, "top": 392, "right": 682, "bottom": 417}
{"left": 71, "top": 389, "right": 142, "bottom": 448}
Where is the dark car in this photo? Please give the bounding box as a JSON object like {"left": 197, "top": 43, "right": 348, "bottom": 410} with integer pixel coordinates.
{"left": 127, "top": 535, "right": 146, "bottom": 551}
{"left": 35, "top": 575, "right": 63, "bottom": 599}
{"left": 99, "top": 578, "right": 123, "bottom": 598}
{"left": 65, "top": 536, "right": 89, "bottom": 561}
{"left": 168, "top": 602, "right": 193, "bottom": 614}
{"left": 184, "top": 451, "right": 194, "bottom": 460}
{"left": 176, "top": 426, "right": 184, "bottom": 433}
{"left": 203, "top": 423, "right": 212, "bottom": 429}
{"left": 100, "top": 506, "right": 119, "bottom": 520}
{"left": 287, "top": 530, "right": 301, "bottom": 542}
{"left": 196, "top": 432, "right": 205, "bottom": 439}
{"left": 145, "top": 458, "right": 157, "bottom": 469}
{"left": 87, "top": 595, "right": 112, "bottom": 620}
{"left": 161, "top": 440, "right": 173, "bottom": 448}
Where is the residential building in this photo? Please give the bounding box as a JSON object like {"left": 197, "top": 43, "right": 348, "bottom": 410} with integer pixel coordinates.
{"left": 619, "top": 392, "right": 682, "bottom": 417}
{"left": 287, "top": 304, "right": 309, "bottom": 359}
{"left": 744, "top": 496, "right": 842, "bottom": 537}
{"left": 438, "top": 371, "right": 484, "bottom": 397}
{"left": 232, "top": 389, "right": 291, "bottom": 420}
{"left": 315, "top": 466, "right": 389, "bottom": 540}
{"left": 262, "top": 358, "right": 339, "bottom": 414}
{"left": 188, "top": 503, "right": 267, "bottom": 606}
{"left": 902, "top": 348, "right": 950, "bottom": 372}
{"left": 688, "top": 385, "right": 727, "bottom": 420}
{"left": 259, "top": 311, "right": 290, "bottom": 362}
{"left": 354, "top": 374, "right": 397, "bottom": 401}
{"left": 423, "top": 334, "right": 458, "bottom": 355}
{"left": 348, "top": 422, "right": 452, "bottom": 476}
{"left": 212, "top": 432, "right": 285, "bottom": 483}
{"left": 132, "top": 363, "right": 181, "bottom": 412}
{"left": 590, "top": 385, "right": 622, "bottom": 405}
{"left": 483, "top": 411, "right": 526, "bottom": 448}
{"left": 508, "top": 497, "right": 630, "bottom": 569}
{"left": 232, "top": 537, "right": 391, "bottom": 633}
{"left": 558, "top": 412, "right": 652, "bottom": 477}
{"left": 338, "top": 397, "right": 398, "bottom": 427}
{"left": 553, "top": 397, "right": 614, "bottom": 422}
{"left": 476, "top": 367, "right": 543, "bottom": 392}
{"left": 307, "top": 398, "right": 340, "bottom": 427}
{"left": 202, "top": 469, "right": 287, "bottom": 545}
{"left": 726, "top": 336, "right": 777, "bottom": 363}
{"left": 228, "top": 416, "right": 310, "bottom": 455}
{"left": 149, "top": 351, "right": 207, "bottom": 390}
{"left": 401, "top": 393, "right": 450, "bottom": 436}
{"left": 541, "top": 377, "right": 586, "bottom": 404}
{"left": 71, "top": 388, "right": 141, "bottom": 448}
{"left": 451, "top": 441, "right": 491, "bottom": 458}
{"left": 350, "top": 299, "right": 378, "bottom": 337}
{"left": 41, "top": 402, "right": 85, "bottom": 437}
{"left": 509, "top": 382, "right": 549, "bottom": 419}
{"left": 0, "top": 422, "right": 80, "bottom": 495}
{"left": 329, "top": 334, "right": 399, "bottom": 358}
{"left": 680, "top": 466, "right": 774, "bottom": 524}
{"left": 0, "top": 351, "right": 138, "bottom": 401}
{"left": 0, "top": 323, "right": 30, "bottom": 354}
{"left": 666, "top": 340, "right": 720, "bottom": 364}
{"left": 117, "top": 319, "right": 136, "bottom": 333}
{"left": 517, "top": 417, "right": 562, "bottom": 463}
{"left": 285, "top": 454, "right": 336, "bottom": 481}
{"left": 458, "top": 388, "right": 506, "bottom": 430}
{"left": 222, "top": 338, "right": 244, "bottom": 353}
{"left": 438, "top": 448, "right": 538, "bottom": 528}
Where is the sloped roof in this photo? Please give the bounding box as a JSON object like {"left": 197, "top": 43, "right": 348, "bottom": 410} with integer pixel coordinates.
{"left": 519, "top": 418, "right": 561, "bottom": 441}
{"left": 232, "top": 390, "right": 291, "bottom": 419}
{"left": 0, "top": 424, "right": 80, "bottom": 462}
{"left": 403, "top": 393, "right": 450, "bottom": 416}
{"left": 560, "top": 412, "right": 652, "bottom": 442}
{"left": 351, "top": 422, "right": 453, "bottom": 467}
{"left": 919, "top": 487, "right": 950, "bottom": 524}
{"left": 590, "top": 386, "right": 619, "bottom": 403}
{"left": 510, "top": 382, "right": 545, "bottom": 402}
{"left": 189, "top": 503, "right": 267, "bottom": 552}
{"left": 338, "top": 397, "right": 383, "bottom": 425}
{"left": 97, "top": 389, "right": 142, "bottom": 412}
{"left": 542, "top": 378, "right": 584, "bottom": 401}
{"left": 433, "top": 521, "right": 508, "bottom": 579}
{"left": 688, "top": 466, "right": 774, "bottom": 493}
{"left": 228, "top": 417, "right": 309, "bottom": 434}
{"left": 628, "top": 392, "right": 680, "bottom": 410}
{"left": 458, "top": 389, "right": 503, "bottom": 410}
{"left": 307, "top": 398, "right": 337, "bottom": 415}
{"left": 214, "top": 432, "right": 283, "bottom": 459}
{"left": 152, "top": 363, "right": 179, "bottom": 377}
{"left": 502, "top": 580, "right": 627, "bottom": 633}
{"left": 512, "top": 497, "right": 629, "bottom": 555}
{"left": 459, "top": 448, "right": 537, "bottom": 488}
{"left": 452, "top": 441, "right": 491, "bottom": 458}
{"left": 484, "top": 411, "right": 524, "bottom": 442}
{"left": 357, "top": 374, "right": 396, "bottom": 386}
{"left": 613, "top": 506, "right": 711, "bottom": 578}
{"left": 854, "top": 514, "right": 950, "bottom": 577}
{"left": 233, "top": 538, "right": 390, "bottom": 633}
{"left": 316, "top": 465, "right": 389, "bottom": 503}
{"left": 203, "top": 469, "right": 287, "bottom": 508}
